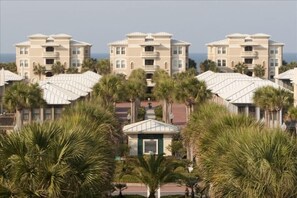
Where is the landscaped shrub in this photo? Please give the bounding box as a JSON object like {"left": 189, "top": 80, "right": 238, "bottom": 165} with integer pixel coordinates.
{"left": 154, "top": 105, "right": 162, "bottom": 119}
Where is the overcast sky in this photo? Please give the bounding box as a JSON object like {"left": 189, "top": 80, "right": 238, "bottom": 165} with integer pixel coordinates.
{"left": 1, "top": 0, "right": 297, "bottom": 53}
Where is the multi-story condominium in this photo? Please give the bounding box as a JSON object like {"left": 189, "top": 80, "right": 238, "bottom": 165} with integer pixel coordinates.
{"left": 108, "top": 32, "right": 190, "bottom": 88}
{"left": 15, "top": 34, "right": 92, "bottom": 81}
{"left": 206, "top": 33, "right": 284, "bottom": 79}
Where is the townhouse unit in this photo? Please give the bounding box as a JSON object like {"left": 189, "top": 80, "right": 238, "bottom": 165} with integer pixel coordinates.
{"left": 196, "top": 71, "right": 288, "bottom": 126}
{"left": 108, "top": 32, "right": 190, "bottom": 88}
{"left": 15, "top": 34, "right": 92, "bottom": 81}
{"left": 206, "top": 33, "right": 284, "bottom": 79}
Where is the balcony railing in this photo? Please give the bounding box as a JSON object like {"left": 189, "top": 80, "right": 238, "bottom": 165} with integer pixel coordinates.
{"left": 42, "top": 52, "right": 59, "bottom": 58}
{"left": 144, "top": 65, "right": 159, "bottom": 70}
{"left": 146, "top": 79, "right": 156, "bottom": 87}
{"left": 240, "top": 51, "right": 258, "bottom": 58}
{"left": 246, "top": 64, "right": 256, "bottom": 70}
{"left": 141, "top": 51, "right": 159, "bottom": 58}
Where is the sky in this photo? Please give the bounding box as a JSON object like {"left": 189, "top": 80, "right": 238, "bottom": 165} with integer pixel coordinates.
{"left": 1, "top": 0, "right": 297, "bottom": 54}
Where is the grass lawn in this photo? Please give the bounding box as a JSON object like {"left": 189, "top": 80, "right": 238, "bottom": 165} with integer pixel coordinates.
{"left": 112, "top": 196, "right": 184, "bottom": 198}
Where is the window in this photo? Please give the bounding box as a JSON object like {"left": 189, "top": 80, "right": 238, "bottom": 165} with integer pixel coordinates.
{"left": 244, "top": 59, "right": 253, "bottom": 64}
{"left": 145, "top": 59, "right": 154, "bottom": 65}
{"left": 217, "top": 47, "right": 226, "bottom": 54}
{"left": 143, "top": 139, "right": 158, "bottom": 154}
{"left": 32, "top": 108, "right": 40, "bottom": 121}
{"left": 20, "top": 60, "right": 24, "bottom": 67}
{"left": 24, "top": 60, "right": 28, "bottom": 67}
{"left": 85, "top": 49, "right": 88, "bottom": 54}
{"left": 217, "top": 59, "right": 222, "bottom": 66}
{"left": 72, "top": 59, "right": 81, "bottom": 67}
{"left": 110, "top": 48, "right": 113, "bottom": 54}
{"left": 54, "top": 108, "right": 62, "bottom": 120}
{"left": 270, "top": 47, "right": 278, "bottom": 54}
{"left": 222, "top": 60, "right": 226, "bottom": 66}
{"left": 145, "top": 46, "right": 154, "bottom": 52}
{"left": 46, "top": 59, "right": 54, "bottom": 65}
{"left": 173, "top": 59, "right": 178, "bottom": 68}
{"left": 270, "top": 59, "right": 279, "bottom": 67}
{"left": 24, "top": 72, "right": 28, "bottom": 79}
{"left": 72, "top": 47, "right": 80, "bottom": 55}
{"left": 23, "top": 109, "right": 30, "bottom": 121}
{"left": 46, "top": 47, "right": 54, "bottom": 52}
{"left": 121, "top": 47, "right": 125, "bottom": 54}
{"left": 115, "top": 60, "right": 126, "bottom": 68}
{"left": 173, "top": 47, "right": 182, "bottom": 55}
{"left": 44, "top": 108, "right": 52, "bottom": 120}
{"left": 245, "top": 46, "right": 253, "bottom": 51}
{"left": 131, "top": 62, "right": 134, "bottom": 69}
{"left": 20, "top": 47, "right": 28, "bottom": 54}
{"left": 178, "top": 60, "right": 182, "bottom": 68}
{"left": 116, "top": 47, "right": 125, "bottom": 55}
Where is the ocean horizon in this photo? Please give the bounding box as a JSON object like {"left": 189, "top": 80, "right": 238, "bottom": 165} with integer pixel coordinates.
{"left": 0, "top": 53, "right": 296, "bottom": 65}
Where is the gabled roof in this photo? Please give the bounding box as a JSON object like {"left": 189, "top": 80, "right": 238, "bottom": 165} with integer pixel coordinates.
{"left": 71, "top": 39, "right": 92, "bottom": 46}
{"left": 197, "top": 71, "right": 286, "bottom": 105}
{"left": 275, "top": 69, "right": 295, "bottom": 80}
{"left": 39, "top": 71, "right": 101, "bottom": 105}
{"left": 172, "top": 39, "right": 191, "bottom": 45}
{"left": 0, "top": 69, "right": 23, "bottom": 86}
{"left": 123, "top": 119, "right": 179, "bottom": 134}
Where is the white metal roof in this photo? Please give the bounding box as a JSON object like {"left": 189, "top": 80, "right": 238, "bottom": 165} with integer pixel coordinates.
{"left": 172, "top": 39, "right": 191, "bottom": 45}
{"left": 197, "top": 71, "right": 286, "bottom": 105}
{"left": 0, "top": 69, "right": 23, "bottom": 86}
{"left": 39, "top": 71, "right": 101, "bottom": 105}
{"left": 275, "top": 69, "right": 295, "bottom": 80}
{"left": 123, "top": 119, "right": 179, "bottom": 134}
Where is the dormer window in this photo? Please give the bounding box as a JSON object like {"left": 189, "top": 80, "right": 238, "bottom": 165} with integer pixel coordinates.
{"left": 145, "top": 46, "right": 154, "bottom": 52}
{"left": 245, "top": 46, "right": 253, "bottom": 51}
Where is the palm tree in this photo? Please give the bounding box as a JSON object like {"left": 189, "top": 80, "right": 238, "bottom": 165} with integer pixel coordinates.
{"left": 174, "top": 70, "right": 212, "bottom": 122}
{"left": 287, "top": 106, "right": 297, "bottom": 133}
{"left": 125, "top": 69, "right": 147, "bottom": 123}
{"left": 233, "top": 62, "right": 248, "bottom": 74}
{"left": 130, "top": 154, "right": 183, "bottom": 198}
{"left": 253, "top": 64, "right": 265, "bottom": 78}
{"left": 81, "top": 58, "right": 97, "bottom": 73}
{"left": 253, "top": 86, "right": 293, "bottom": 127}
{"left": 199, "top": 59, "right": 219, "bottom": 73}
{"left": 0, "top": 121, "right": 116, "bottom": 197}
{"left": 33, "top": 63, "right": 46, "bottom": 80}
{"left": 51, "top": 61, "right": 65, "bottom": 75}
{"left": 96, "top": 59, "right": 111, "bottom": 75}
{"left": 153, "top": 69, "right": 174, "bottom": 123}
{"left": 66, "top": 67, "right": 78, "bottom": 74}
{"left": 3, "top": 82, "right": 45, "bottom": 129}
{"left": 93, "top": 74, "right": 125, "bottom": 108}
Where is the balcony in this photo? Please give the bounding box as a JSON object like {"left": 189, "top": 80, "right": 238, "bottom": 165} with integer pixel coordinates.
{"left": 144, "top": 65, "right": 159, "bottom": 71}
{"left": 45, "top": 65, "right": 52, "bottom": 71}
{"left": 141, "top": 51, "right": 159, "bottom": 58}
{"left": 246, "top": 64, "right": 256, "bottom": 70}
{"left": 42, "top": 52, "right": 59, "bottom": 58}
{"left": 240, "top": 51, "right": 258, "bottom": 58}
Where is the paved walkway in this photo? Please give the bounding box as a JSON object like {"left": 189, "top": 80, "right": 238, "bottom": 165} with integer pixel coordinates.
{"left": 113, "top": 183, "right": 186, "bottom": 196}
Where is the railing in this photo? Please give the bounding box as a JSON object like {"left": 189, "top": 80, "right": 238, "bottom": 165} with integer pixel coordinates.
{"left": 246, "top": 64, "right": 256, "bottom": 70}
{"left": 42, "top": 52, "right": 59, "bottom": 58}
{"left": 144, "top": 65, "right": 159, "bottom": 70}
{"left": 240, "top": 51, "right": 258, "bottom": 58}
{"left": 141, "top": 51, "right": 159, "bottom": 58}
{"left": 146, "top": 79, "right": 156, "bottom": 87}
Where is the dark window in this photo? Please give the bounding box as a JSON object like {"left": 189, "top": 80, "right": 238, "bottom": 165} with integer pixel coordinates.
{"left": 244, "top": 59, "right": 253, "bottom": 64}
{"left": 145, "top": 46, "right": 154, "bottom": 51}
{"left": 146, "top": 73, "right": 153, "bottom": 79}
{"left": 145, "top": 59, "right": 154, "bottom": 65}
{"left": 46, "top": 59, "right": 54, "bottom": 64}
{"left": 46, "top": 47, "right": 54, "bottom": 52}
{"left": 245, "top": 46, "right": 253, "bottom": 51}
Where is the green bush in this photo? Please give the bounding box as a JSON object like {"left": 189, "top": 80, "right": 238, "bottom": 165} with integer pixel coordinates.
{"left": 137, "top": 106, "right": 146, "bottom": 121}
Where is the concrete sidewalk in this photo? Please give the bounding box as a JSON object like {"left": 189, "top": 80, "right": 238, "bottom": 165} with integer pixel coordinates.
{"left": 113, "top": 183, "right": 186, "bottom": 196}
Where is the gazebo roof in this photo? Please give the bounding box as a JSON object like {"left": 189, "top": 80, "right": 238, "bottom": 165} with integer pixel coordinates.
{"left": 123, "top": 119, "right": 179, "bottom": 134}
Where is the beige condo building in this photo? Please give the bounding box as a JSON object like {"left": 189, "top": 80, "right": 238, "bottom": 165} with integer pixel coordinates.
{"left": 109, "top": 32, "right": 190, "bottom": 88}
{"left": 206, "top": 33, "right": 284, "bottom": 79}
{"left": 15, "top": 34, "right": 92, "bottom": 81}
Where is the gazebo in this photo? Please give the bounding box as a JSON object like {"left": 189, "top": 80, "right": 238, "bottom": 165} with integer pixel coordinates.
{"left": 123, "top": 119, "right": 179, "bottom": 156}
